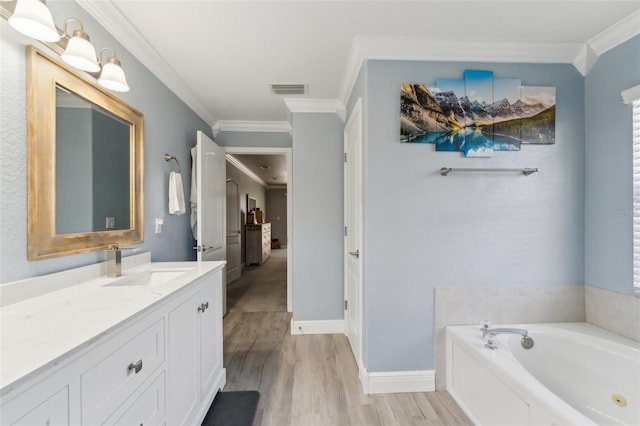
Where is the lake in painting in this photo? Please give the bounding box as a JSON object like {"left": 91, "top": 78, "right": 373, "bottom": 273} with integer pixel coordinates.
{"left": 410, "top": 127, "right": 521, "bottom": 156}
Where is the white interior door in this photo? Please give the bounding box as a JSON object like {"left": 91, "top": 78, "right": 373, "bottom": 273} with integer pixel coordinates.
{"left": 226, "top": 179, "right": 241, "bottom": 284}
{"left": 196, "top": 131, "right": 226, "bottom": 263}
{"left": 344, "top": 99, "right": 363, "bottom": 368}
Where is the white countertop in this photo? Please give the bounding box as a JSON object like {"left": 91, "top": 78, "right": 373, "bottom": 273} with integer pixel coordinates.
{"left": 0, "top": 260, "right": 225, "bottom": 396}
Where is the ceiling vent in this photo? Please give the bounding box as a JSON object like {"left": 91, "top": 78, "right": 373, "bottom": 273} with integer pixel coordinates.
{"left": 271, "top": 84, "right": 306, "bottom": 95}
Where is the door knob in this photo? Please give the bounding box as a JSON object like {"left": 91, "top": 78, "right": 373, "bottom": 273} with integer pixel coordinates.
{"left": 193, "top": 245, "right": 213, "bottom": 252}
{"left": 349, "top": 250, "right": 359, "bottom": 258}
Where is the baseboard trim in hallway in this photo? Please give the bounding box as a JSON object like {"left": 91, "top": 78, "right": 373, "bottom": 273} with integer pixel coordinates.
{"left": 361, "top": 368, "right": 436, "bottom": 394}
{"left": 290, "top": 318, "right": 345, "bottom": 335}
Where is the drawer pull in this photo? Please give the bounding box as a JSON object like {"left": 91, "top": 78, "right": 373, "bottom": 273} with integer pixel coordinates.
{"left": 203, "top": 301, "right": 209, "bottom": 310}
{"left": 198, "top": 302, "right": 210, "bottom": 312}
{"left": 128, "top": 359, "right": 143, "bottom": 374}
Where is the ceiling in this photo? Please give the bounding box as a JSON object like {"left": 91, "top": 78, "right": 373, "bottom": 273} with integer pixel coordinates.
{"left": 83, "top": 1, "right": 639, "bottom": 124}
{"left": 232, "top": 154, "right": 287, "bottom": 186}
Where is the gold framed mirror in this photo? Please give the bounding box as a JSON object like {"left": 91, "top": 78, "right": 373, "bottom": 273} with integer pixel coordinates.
{"left": 27, "top": 46, "right": 144, "bottom": 260}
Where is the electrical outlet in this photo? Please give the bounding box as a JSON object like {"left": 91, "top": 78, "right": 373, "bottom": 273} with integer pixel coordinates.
{"left": 155, "top": 217, "right": 164, "bottom": 234}
{"left": 106, "top": 217, "right": 116, "bottom": 229}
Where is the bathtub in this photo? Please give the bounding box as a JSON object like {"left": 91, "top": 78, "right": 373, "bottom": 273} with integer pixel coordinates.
{"left": 446, "top": 323, "right": 640, "bottom": 426}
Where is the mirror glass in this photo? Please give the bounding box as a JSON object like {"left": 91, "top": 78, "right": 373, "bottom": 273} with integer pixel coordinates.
{"left": 27, "top": 46, "right": 144, "bottom": 260}
{"left": 247, "top": 196, "right": 257, "bottom": 212}
{"left": 55, "top": 86, "right": 131, "bottom": 234}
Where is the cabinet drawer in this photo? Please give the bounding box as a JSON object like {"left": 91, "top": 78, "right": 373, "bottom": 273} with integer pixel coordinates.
{"left": 81, "top": 319, "right": 165, "bottom": 425}
{"left": 10, "top": 386, "right": 69, "bottom": 426}
{"left": 103, "top": 372, "right": 165, "bottom": 426}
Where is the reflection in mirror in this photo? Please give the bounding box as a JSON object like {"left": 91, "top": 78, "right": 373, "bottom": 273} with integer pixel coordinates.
{"left": 247, "top": 196, "right": 257, "bottom": 212}
{"left": 55, "top": 86, "right": 131, "bottom": 234}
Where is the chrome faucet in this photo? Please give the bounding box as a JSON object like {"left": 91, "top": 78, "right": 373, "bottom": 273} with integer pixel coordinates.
{"left": 480, "top": 322, "right": 534, "bottom": 350}
{"left": 105, "top": 245, "right": 140, "bottom": 278}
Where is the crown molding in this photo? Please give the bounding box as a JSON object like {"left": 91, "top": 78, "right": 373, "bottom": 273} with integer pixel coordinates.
{"left": 622, "top": 84, "right": 640, "bottom": 104}
{"left": 76, "top": 0, "right": 216, "bottom": 127}
{"left": 225, "top": 154, "right": 267, "bottom": 187}
{"left": 213, "top": 120, "right": 292, "bottom": 136}
{"left": 339, "top": 36, "right": 586, "bottom": 106}
{"left": 588, "top": 9, "right": 640, "bottom": 56}
{"left": 283, "top": 98, "right": 346, "bottom": 121}
{"left": 572, "top": 44, "right": 599, "bottom": 76}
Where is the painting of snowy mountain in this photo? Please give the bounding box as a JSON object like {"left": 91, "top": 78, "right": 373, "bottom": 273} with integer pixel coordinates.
{"left": 400, "top": 70, "right": 556, "bottom": 157}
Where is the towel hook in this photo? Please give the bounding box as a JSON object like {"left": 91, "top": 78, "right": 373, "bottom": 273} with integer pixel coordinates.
{"left": 164, "top": 154, "right": 181, "bottom": 173}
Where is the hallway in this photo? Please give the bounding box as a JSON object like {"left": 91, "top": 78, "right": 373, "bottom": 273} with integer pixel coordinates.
{"left": 222, "top": 249, "right": 472, "bottom": 426}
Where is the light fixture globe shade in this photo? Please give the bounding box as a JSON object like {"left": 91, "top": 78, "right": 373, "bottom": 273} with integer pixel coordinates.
{"left": 61, "top": 33, "right": 100, "bottom": 72}
{"left": 9, "top": 0, "right": 60, "bottom": 42}
{"left": 98, "top": 60, "right": 130, "bottom": 92}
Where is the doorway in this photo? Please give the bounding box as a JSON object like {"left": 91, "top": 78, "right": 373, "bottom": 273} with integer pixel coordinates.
{"left": 224, "top": 147, "right": 293, "bottom": 313}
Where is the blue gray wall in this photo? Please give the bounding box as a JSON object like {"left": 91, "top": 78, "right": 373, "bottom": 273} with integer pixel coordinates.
{"left": 359, "top": 60, "right": 585, "bottom": 372}
{"left": 585, "top": 35, "right": 640, "bottom": 296}
{"left": 291, "top": 112, "right": 345, "bottom": 320}
{"left": 0, "top": 1, "right": 214, "bottom": 283}
{"left": 216, "top": 130, "right": 292, "bottom": 148}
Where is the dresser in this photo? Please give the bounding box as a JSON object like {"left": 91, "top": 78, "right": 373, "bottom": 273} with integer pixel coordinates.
{"left": 246, "top": 223, "right": 271, "bottom": 265}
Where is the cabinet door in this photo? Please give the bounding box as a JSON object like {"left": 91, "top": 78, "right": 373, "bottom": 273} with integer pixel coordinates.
{"left": 10, "top": 387, "right": 69, "bottom": 426}
{"left": 200, "top": 271, "right": 223, "bottom": 399}
{"left": 168, "top": 292, "right": 200, "bottom": 426}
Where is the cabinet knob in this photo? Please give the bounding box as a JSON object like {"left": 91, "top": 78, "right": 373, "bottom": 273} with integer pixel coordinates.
{"left": 198, "top": 302, "right": 210, "bottom": 313}
{"left": 128, "top": 359, "right": 143, "bottom": 374}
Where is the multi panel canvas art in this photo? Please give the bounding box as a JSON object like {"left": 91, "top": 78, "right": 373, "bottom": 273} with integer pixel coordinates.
{"left": 400, "top": 70, "right": 556, "bottom": 157}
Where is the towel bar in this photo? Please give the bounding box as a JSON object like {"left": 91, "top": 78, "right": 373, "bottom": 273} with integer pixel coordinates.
{"left": 440, "top": 167, "right": 539, "bottom": 176}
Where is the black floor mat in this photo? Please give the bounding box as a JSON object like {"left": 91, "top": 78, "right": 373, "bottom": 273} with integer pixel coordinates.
{"left": 201, "top": 391, "right": 260, "bottom": 426}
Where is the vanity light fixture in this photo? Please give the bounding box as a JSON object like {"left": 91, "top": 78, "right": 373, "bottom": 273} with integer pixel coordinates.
{"left": 98, "top": 48, "right": 130, "bottom": 92}
{"left": 5, "top": 4, "right": 131, "bottom": 92}
{"left": 8, "top": 0, "right": 60, "bottom": 42}
{"left": 60, "top": 18, "right": 100, "bottom": 73}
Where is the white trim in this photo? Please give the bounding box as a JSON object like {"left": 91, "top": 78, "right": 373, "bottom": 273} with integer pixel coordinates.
{"left": 622, "top": 84, "right": 640, "bottom": 104}
{"left": 76, "top": 0, "right": 216, "bottom": 127}
{"left": 283, "top": 98, "right": 346, "bottom": 121}
{"left": 572, "top": 44, "right": 599, "bottom": 76}
{"left": 588, "top": 9, "right": 640, "bottom": 57}
{"left": 290, "top": 319, "right": 344, "bottom": 335}
{"left": 339, "top": 35, "right": 586, "bottom": 106}
{"left": 224, "top": 147, "right": 293, "bottom": 313}
{"left": 225, "top": 154, "right": 267, "bottom": 187}
{"left": 359, "top": 368, "right": 436, "bottom": 394}
{"left": 213, "top": 120, "right": 292, "bottom": 135}
{"left": 339, "top": 38, "right": 366, "bottom": 112}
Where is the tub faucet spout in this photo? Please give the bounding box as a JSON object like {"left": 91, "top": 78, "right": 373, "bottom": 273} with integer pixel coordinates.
{"left": 480, "top": 325, "right": 534, "bottom": 350}
{"left": 482, "top": 327, "right": 529, "bottom": 339}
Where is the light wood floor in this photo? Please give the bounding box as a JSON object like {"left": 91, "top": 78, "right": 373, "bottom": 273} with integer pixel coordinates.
{"left": 223, "top": 249, "right": 473, "bottom": 426}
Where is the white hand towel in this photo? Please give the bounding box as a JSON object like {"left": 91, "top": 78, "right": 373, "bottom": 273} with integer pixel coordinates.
{"left": 168, "top": 171, "right": 186, "bottom": 215}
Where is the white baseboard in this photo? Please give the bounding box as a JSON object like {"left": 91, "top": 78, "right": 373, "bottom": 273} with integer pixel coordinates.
{"left": 359, "top": 368, "right": 435, "bottom": 394}
{"left": 290, "top": 319, "right": 344, "bottom": 335}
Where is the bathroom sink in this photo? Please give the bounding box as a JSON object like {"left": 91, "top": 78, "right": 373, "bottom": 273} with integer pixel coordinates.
{"left": 104, "top": 267, "right": 194, "bottom": 287}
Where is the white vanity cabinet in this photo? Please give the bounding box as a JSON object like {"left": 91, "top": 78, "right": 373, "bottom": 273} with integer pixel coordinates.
{"left": 168, "top": 271, "right": 223, "bottom": 425}
{"left": 0, "top": 260, "right": 226, "bottom": 426}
